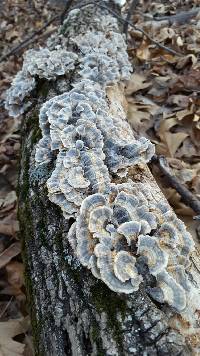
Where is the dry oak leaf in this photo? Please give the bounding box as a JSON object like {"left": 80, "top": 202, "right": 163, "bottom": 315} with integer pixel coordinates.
{"left": 136, "top": 41, "right": 151, "bottom": 60}
{"left": 0, "top": 212, "right": 19, "bottom": 236}
{"left": 166, "top": 95, "right": 191, "bottom": 109}
{"left": 170, "top": 70, "right": 200, "bottom": 93}
{"left": 6, "top": 261, "right": 24, "bottom": 290}
{"left": 1, "top": 261, "right": 25, "bottom": 300}
{"left": 176, "top": 54, "right": 197, "bottom": 69}
{"left": 125, "top": 73, "right": 151, "bottom": 94}
{"left": 0, "top": 242, "right": 21, "bottom": 269}
{"left": 0, "top": 318, "right": 27, "bottom": 356}
{"left": 157, "top": 117, "right": 188, "bottom": 157}
{"left": 154, "top": 27, "right": 175, "bottom": 43}
{"left": 127, "top": 95, "right": 159, "bottom": 135}
{"left": 0, "top": 191, "right": 17, "bottom": 215}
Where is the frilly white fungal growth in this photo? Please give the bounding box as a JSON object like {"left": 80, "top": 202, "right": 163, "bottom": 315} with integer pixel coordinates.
{"left": 148, "top": 271, "right": 187, "bottom": 312}
{"left": 71, "top": 186, "right": 194, "bottom": 304}
{"left": 35, "top": 77, "right": 153, "bottom": 218}
{"left": 23, "top": 48, "right": 78, "bottom": 80}
{"left": 137, "top": 235, "right": 168, "bottom": 275}
{"left": 5, "top": 48, "right": 78, "bottom": 117}
{"left": 5, "top": 71, "right": 36, "bottom": 117}
{"left": 5, "top": 7, "right": 196, "bottom": 314}
{"left": 74, "top": 31, "right": 132, "bottom": 85}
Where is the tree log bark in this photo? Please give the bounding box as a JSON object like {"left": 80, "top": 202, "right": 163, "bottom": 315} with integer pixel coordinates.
{"left": 18, "top": 2, "right": 200, "bottom": 355}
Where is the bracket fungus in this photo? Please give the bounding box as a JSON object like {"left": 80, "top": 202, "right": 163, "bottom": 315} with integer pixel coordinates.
{"left": 137, "top": 235, "right": 168, "bottom": 276}
{"left": 5, "top": 48, "right": 78, "bottom": 117}
{"left": 148, "top": 271, "right": 187, "bottom": 312}
{"left": 74, "top": 31, "right": 132, "bottom": 85}
{"left": 5, "top": 7, "right": 197, "bottom": 317}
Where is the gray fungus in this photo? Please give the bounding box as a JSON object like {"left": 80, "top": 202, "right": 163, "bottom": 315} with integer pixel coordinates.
{"left": 5, "top": 8, "right": 196, "bottom": 314}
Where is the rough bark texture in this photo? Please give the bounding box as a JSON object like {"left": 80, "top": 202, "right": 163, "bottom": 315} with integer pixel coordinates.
{"left": 18, "top": 2, "right": 197, "bottom": 355}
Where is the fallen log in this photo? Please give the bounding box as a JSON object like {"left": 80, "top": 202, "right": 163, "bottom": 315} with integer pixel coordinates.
{"left": 5, "top": 1, "right": 200, "bottom": 355}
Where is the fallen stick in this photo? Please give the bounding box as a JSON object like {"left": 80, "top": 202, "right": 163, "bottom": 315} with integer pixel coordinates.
{"left": 152, "top": 155, "right": 200, "bottom": 216}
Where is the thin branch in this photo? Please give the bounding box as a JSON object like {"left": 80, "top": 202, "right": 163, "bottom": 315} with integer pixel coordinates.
{"left": 0, "top": 297, "right": 14, "bottom": 320}
{"left": 0, "top": 15, "right": 59, "bottom": 63}
{"left": 60, "top": 0, "right": 75, "bottom": 23}
{"left": 0, "top": 0, "right": 183, "bottom": 63}
{"left": 123, "top": 0, "right": 139, "bottom": 34}
{"left": 73, "top": 1, "right": 183, "bottom": 57}
{"left": 151, "top": 7, "right": 200, "bottom": 25}
{"left": 151, "top": 155, "right": 200, "bottom": 216}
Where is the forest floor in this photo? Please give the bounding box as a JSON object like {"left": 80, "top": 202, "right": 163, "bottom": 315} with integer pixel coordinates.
{"left": 0, "top": 0, "right": 200, "bottom": 354}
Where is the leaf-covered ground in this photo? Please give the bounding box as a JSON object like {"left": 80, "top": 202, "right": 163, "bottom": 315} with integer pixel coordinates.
{"left": 0, "top": 0, "right": 200, "bottom": 354}
{"left": 125, "top": 0, "right": 200, "bottom": 240}
{"left": 0, "top": 0, "right": 64, "bottom": 354}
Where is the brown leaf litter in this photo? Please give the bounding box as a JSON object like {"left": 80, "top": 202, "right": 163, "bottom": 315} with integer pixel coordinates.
{"left": 1, "top": 0, "right": 200, "bottom": 353}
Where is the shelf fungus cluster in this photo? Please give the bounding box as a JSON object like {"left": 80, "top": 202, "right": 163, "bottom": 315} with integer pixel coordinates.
{"left": 70, "top": 186, "right": 195, "bottom": 312}
{"left": 5, "top": 48, "right": 78, "bottom": 118}
{"left": 5, "top": 7, "right": 197, "bottom": 315}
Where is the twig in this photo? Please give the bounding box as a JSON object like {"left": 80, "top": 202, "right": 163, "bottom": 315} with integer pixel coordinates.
{"left": 0, "top": 15, "right": 59, "bottom": 63}
{"left": 123, "top": 0, "right": 139, "bottom": 34}
{"left": 151, "top": 155, "right": 200, "bottom": 216}
{"left": 60, "top": 0, "right": 75, "bottom": 23}
{"left": 0, "top": 297, "right": 14, "bottom": 320}
{"left": 151, "top": 7, "right": 200, "bottom": 25}
{"left": 0, "top": 0, "right": 183, "bottom": 64}
{"left": 72, "top": 1, "right": 183, "bottom": 57}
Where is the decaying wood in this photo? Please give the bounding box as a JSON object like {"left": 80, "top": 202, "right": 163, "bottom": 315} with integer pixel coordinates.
{"left": 17, "top": 1, "right": 200, "bottom": 355}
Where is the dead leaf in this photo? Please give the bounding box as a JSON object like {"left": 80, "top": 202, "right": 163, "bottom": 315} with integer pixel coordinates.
{"left": 0, "top": 212, "right": 19, "bottom": 236}
{"left": 155, "top": 27, "right": 175, "bottom": 42}
{"left": 176, "top": 54, "right": 197, "bottom": 69}
{"left": 165, "top": 131, "right": 189, "bottom": 157}
{"left": 0, "top": 318, "right": 27, "bottom": 356}
{"left": 176, "top": 137, "right": 198, "bottom": 159}
{"left": 157, "top": 118, "right": 188, "bottom": 156}
{"left": 170, "top": 70, "right": 200, "bottom": 93}
{"left": 0, "top": 242, "right": 21, "bottom": 269}
{"left": 136, "top": 41, "right": 151, "bottom": 60}
{"left": 126, "top": 73, "right": 151, "bottom": 94}
{"left": 6, "top": 261, "right": 24, "bottom": 296}
{"left": 0, "top": 191, "right": 17, "bottom": 214}
{"left": 166, "top": 95, "right": 191, "bottom": 108}
{"left": 127, "top": 96, "right": 159, "bottom": 135}
{"left": 164, "top": 188, "right": 194, "bottom": 216}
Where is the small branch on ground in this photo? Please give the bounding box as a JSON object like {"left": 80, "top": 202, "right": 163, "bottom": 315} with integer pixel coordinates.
{"left": 123, "top": 0, "right": 139, "bottom": 35}
{"left": 0, "top": 15, "right": 59, "bottom": 63}
{"left": 149, "top": 7, "right": 200, "bottom": 25}
{"left": 0, "top": 0, "right": 183, "bottom": 63}
{"left": 74, "top": 1, "right": 183, "bottom": 57}
{"left": 60, "top": 0, "right": 75, "bottom": 23}
{"left": 151, "top": 155, "right": 200, "bottom": 216}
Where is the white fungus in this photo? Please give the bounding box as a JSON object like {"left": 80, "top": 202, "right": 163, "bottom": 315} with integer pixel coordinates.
{"left": 5, "top": 6, "right": 197, "bottom": 315}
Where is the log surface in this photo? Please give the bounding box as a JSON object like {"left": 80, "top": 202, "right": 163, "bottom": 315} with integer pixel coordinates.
{"left": 18, "top": 2, "right": 195, "bottom": 355}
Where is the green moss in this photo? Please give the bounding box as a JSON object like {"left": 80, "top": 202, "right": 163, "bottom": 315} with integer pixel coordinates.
{"left": 18, "top": 107, "right": 48, "bottom": 355}
{"left": 20, "top": 197, "right": 43, "bottom": 355}
{"left": 90, "top": 281, "right": 127, "bottom": 352}
{"left": 91, "top": 324, "right": 105, "bottom": 356}
{"left": 20, "top": 156, "right": 30, "bottom": 202}
{"left": 36, "top": 218, "right": 48, "bottom": 246}
{"left": 31, "top": 126, "right": 42, "bottom": 146}
{"left": 39, "top": 81, "right": 50, "bottom": 98}
{"left": 60, "top": 21, "right": 70, "bottom": 35}
{"left": 25, "top": 110, "right": 39, "bottom": 134}
{"left": 54, "top": 231, "right": 65, "bottom": 261}
{"left": 24, "top": 259, "right": 43, "bottom": 355}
